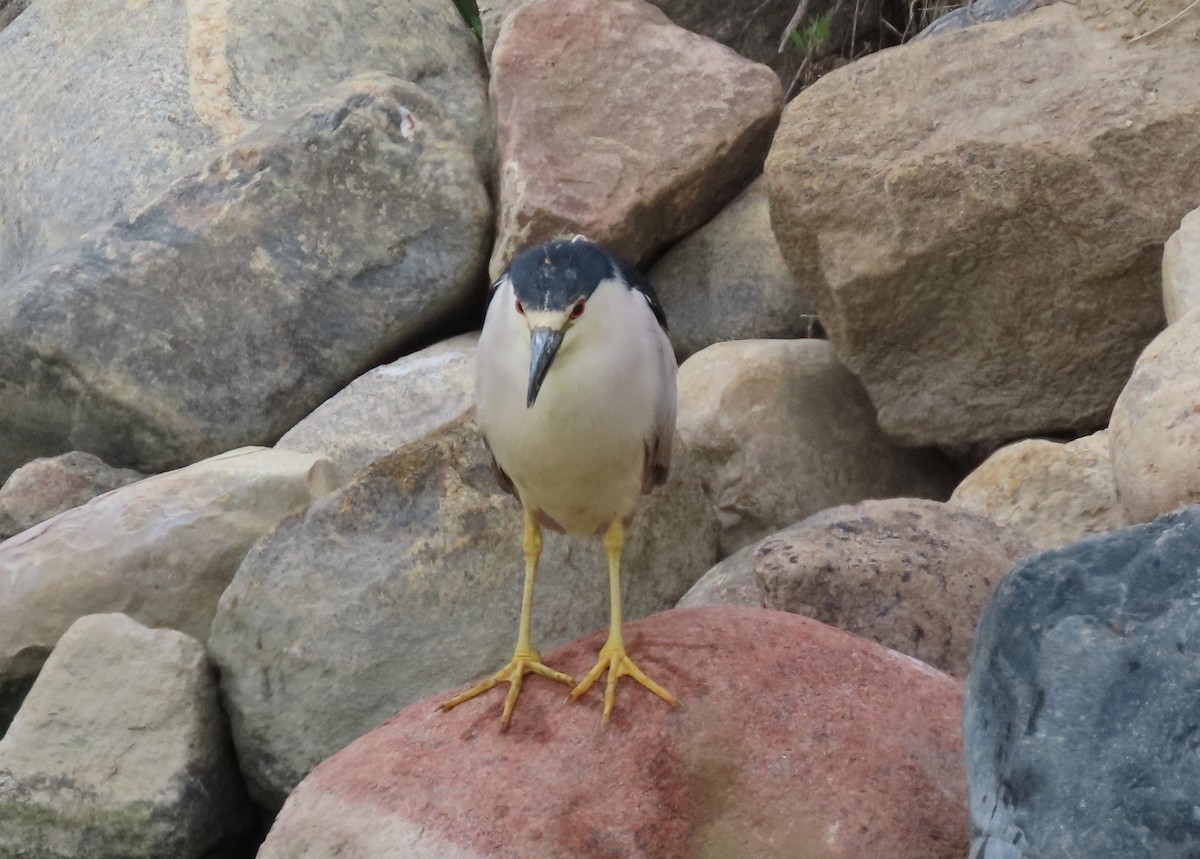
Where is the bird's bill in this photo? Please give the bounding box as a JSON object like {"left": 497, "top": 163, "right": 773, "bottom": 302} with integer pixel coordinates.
{"left": 527, "top": 326, "right": 563, "bottom": 408}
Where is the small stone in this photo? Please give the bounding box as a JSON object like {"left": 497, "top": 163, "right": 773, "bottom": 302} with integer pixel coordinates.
{"left": 0, "top": 451, "right": 143, "bottom": 540}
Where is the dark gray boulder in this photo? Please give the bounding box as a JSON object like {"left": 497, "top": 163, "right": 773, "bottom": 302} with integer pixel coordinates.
{"left": 966, "top": 505, "right": 1200, "bottom": 858}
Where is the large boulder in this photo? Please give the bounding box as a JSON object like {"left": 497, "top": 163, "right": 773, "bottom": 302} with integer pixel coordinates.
{"left": 950, "top": 430, "right": 1127, "bottom": 550}
{"left": 651, "top": 177, "right": 819, "bottom": 361}
{"left": 677, "top": 339, "right": 955, "bottom": 555}
{"left": 0, "top": 614, "right": 251, "bottom": 859}
{"left": 756, "top": 498, "right": 1031, "bottom": 676}
{"left": 1110, "top": 308, "right": 1200, "bottom": 523}
{"left": 258, "top": 607, "right": 968, "bottom": 859}
{"left": 1163, "top": 207, "right": 1200, "bottom": 324}
{"left": 0, "top": 451, "right": 143, "bottom": 540}
{"left": 966, "top": 506, "right": 1200, "bottom": 858}
{"left": 0, "top": 447, "right": 335, "bottom": 719}
{"left": 767, "top": 2, "right": 1200, "bottom": 446}
{"left": 488, "top": 0, "right": 781, "bottom": 275}
{"left": 676, "top": 541, "right": 763, "bottom": 609}
{"left": 0, "top": 74, "right": 491, "bottom": 477}
{"left": 209, "top": 418, "right": 719, "bottom": 809}
{"left": 0, "top": 0, "right": 490, "bottom": 286}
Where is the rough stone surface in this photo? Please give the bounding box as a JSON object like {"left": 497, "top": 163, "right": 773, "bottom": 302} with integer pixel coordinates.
{"left": 0, "top": 74, "right": 491, "bottom": 479}
{"left": 1110, "top": 308, "right": 1200, "bottom": 523}
{"left": 0, "top": 614, "right": 250, "bottom": 859}
{"left": 652, "top": 177, "right": 820, "bottom": 361}
{"left": 914, "top": 0, "right": 1056, "bottom": 40}
{"left": 678, "top": 339, "right": 956, "bottom": 555}
{"left": 950, "top": 430, "right": 1126, "bottom": 550}
{"left": 0, "top": 0, "right": 490, "bottom": 286}
{"left": 276, "top": 334, "right": 478, "bottom": 484}
{"left": 966, "top": 506, "right": 1200, "bottom": 858}
{"left": 0, "top": 451, "right": 143, "bottom": 540}
{"left": 757, "top": 498, "right": 1031, "bottom": 677}
{"left": 259, "top": 607, "right": 968, "bottom": 859}
{"left": 767, "top": 3, "right": 1200, "bottom": 446}
{"left": 0, "top": 0, "right": 26, "bottom": 30}
{"left": 0, "top": 447, "right": 336, "bottom": 714}
{"left": 675, "top": 541, "right": 763, "bottom": 608}
{"left": 488, "top": 0, "right": 781, "bottom": 275}
{"left": 209, "top": 418, "right": 719, "bottom": 809}
{"left": 1163, "top": 207, "right": 1200, "bottom": 324}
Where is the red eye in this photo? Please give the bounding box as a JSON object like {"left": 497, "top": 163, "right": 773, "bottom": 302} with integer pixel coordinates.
{"left": 569, "top": 300, "right": 586, "bottom": 320}
{"left": 515, "top": 299, "right": 525, "bottom": 315}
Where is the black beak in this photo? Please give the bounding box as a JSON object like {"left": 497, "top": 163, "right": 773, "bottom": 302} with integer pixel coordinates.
{"left": 527, "top": 327, "right": 563, "bottom": 408}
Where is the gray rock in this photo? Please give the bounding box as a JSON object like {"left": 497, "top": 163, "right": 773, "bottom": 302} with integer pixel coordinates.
{"left": 1163, "top": 207, "right": 1200, "bottom": 324}
{"left": 0, "top": 0, "right": 490, "bottom": 286}
{"left": 209, "top": 417, "right": 719, "bottom": 809}
{"left": 276, "top": 334, "right": 478, "bottom": 484}
{"left": 0, "top": 452, "right": 143, "bottom": 540}
{"left": 767, "top": 3, "right": 1197, "bottom": 446}
{"left": 0, "top": 73, "right": 491, "bottom": 478}
{"left": 0, "top": 614, "right": 251, "bottom": 859}
{"left": 757, "top": 498, "right": 1031, "bottom": 676}
{"left": 0, "top": 0, "right": 26, "bottom": 30}
{"left": 913, "top": 0, "right": 1056, "bottom": 40}
{"left": 652, "top": 176, "right": 820, "bottom": 361}
{"left": 966, "top": 506, "right": 1200, "bottom": 858}
{"left": 0, "top": 447, "right": 336, "bottom": 717}
{"left": 677, "top": 339, "right": 957, "bottom": 555}
{"left": 676, "top": 541, "right": 763, "bottom": 608}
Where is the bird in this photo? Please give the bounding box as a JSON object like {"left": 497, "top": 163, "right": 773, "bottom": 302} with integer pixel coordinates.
{"left": 440, "top": 236, "right": 678, "bottom": 730}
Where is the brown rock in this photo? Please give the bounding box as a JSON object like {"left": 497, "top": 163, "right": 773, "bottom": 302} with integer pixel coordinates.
{"left": 488, "top": 0, "right": 781, "bottom": 275}
{"left": 757, "top": 498, "right": 1032, "bottom": 676}
{"left": 766, "top": 3, "right": 1198, "bottom": 446}
{"left": 0, "top": 451, "right": 143, "bottom": 540}
{"left": 258, "top": 607, "right": 968, "bottom": 859}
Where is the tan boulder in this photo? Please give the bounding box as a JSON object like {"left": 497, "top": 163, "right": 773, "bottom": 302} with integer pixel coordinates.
{"left": 1163, "top": 208, "right": 1200, "bottom": 324}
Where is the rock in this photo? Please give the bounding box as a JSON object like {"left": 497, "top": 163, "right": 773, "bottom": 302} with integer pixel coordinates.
{"left": 0, "top": 74, "right": 491, "bottom": 479}
{"left": 258, "top": 607, "right": 968, "bottom": 859}
{"left": 677, "top": 339, "right": 956, "bottom": 555}
{"left": 966, "top": 506, "right": 1200, "bottom": 858}
{"left": 0, "top": 451, "right": 143, "bottom": 540}
{"left": 950, "top": 431, "right": 1127, "bottom": 550}
{"left": 488, "top": 0, "right": 781, "bottom": 275}
{"left": 276, "top": 334, "right": 478, "bottom": 484}
{"left": 0, "top": 614, "right": 251, "bottom": 858}
{"left": 756, "top": 498, "right": 1031, "bottom": 677}
{"left": 0, "top": 0, "right": 490, "bottom": 287}
{"left": 652, "top": 176, "right": 820, "bottom": 361}
{"left": 1163, "top": 207, "right": 1200, "bottom": 324}
{"left": 0, "top": 447, "right": 336, "bottom": 716}
{"left": 675, "top": 541, "right": 763, "bottom": 608}
{"left": 209, "top": 417, "right": 718, "bottom": 809}
{"left": 766, "top": 2, "right": 1199, "bottom": 446}
{"left": 0, "top": 0, "right": 25, "bottom": 30}
{"left": 913, "top": 0, "right": 1055, "bottom": 40}
{"left": 1110, "top": 308, "right": 1200, "bottom": 523}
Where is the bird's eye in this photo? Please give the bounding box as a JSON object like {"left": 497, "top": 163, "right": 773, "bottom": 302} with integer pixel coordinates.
{"left": 569, "top": 300, "right": 586, "bottom": 320}
{"left": 515, "top": 299, "right": 525, "bottom": 315}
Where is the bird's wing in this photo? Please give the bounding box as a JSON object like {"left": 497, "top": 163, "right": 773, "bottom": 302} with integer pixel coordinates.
{"left": 642, "top": 328, "right": 677, "bottom": 494}
{"left": 483, "top": 435, "right": 517, "bottom": 498}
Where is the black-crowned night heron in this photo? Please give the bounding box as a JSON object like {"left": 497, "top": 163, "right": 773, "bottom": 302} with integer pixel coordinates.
{"left": 440, "top": 237, "right": 678, "bottom": 729}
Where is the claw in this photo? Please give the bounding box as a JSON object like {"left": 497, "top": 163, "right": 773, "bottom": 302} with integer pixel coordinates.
{"left": 568, "top": 642, "right": 676, "bottom": 729}
{"left": 441, "top": 652, "right": 574, "bottom": 730}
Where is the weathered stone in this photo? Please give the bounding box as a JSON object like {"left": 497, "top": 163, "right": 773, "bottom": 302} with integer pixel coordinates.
{"left": 676, "top": 541, "right": 763, "bottom": 608}
{"left": 276, "top": 334, "right": 477, "bottom": 484}
{"left": 209, "top": 418, "right": 718, "bottom": 808}
{"left": 757, "top": 498, "right": 1031, "bottom": 676}
{"left": 950, "top": 430, "right": 1127, "bottom": 550}
{"left": 258, "top": 607, "right": 968, "bottom": 859}
{"left": 677, "top": 339, "right": 956, "bottom": 555}
{"left": 0, "top": 0, "right": 490, "bottom": 286}
{"left": 652, "top": 176, "right": 819, "bottom": 361}
{"left": 0, "top": 74, "right": 491, "bottom": 478}
{"left": 0, "top": 451, "right": 143, "bottom": 540}
{"left": 489, "top": 0, "right": 781, "bottom": 275}
{"left": 767, "top": 3, "right": 1199, "bottom": 446}
{"left": 0, "top": 0, "right": 26, "bottom": 30}
{"left": 1110, "top": 308, "right": 1200, "bottom": 523}
{"left": 0, "top": 614, "right": 251, "bottom": 859}
{"left": 0, "top": 447, "right": 335, "bottom": 715}
{"left": 966, "top": 506, "right": 1200, "bottom": 858}
{"left": 1163, "top": 207, "right": 1200, "bottom": 324}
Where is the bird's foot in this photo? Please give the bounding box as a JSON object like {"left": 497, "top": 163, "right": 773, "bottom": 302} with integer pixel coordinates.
{"left": 440, "top": 650, "right": 574, "bottom": 730}
{"left": 568, "top": 641, "right": 676, "bottom": 728}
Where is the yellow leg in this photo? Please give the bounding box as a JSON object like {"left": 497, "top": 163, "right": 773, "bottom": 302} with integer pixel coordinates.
{"left": 440, "top": 508, "right": 574, "bottom": 729}
{"left": 568, "top": 520, "right": 677, "bottom": 728}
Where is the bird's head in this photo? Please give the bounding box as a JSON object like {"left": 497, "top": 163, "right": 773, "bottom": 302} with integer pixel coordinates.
{"left": 489, "top": 237, "right": 666, "bottom": 409}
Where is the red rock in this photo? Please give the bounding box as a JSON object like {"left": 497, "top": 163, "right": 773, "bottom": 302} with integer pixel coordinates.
{"left": 259, "top": 607, "right": 967, "bottom": 859}
{"left": 487, "top": 0, "right": 782, "bottom": 276}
